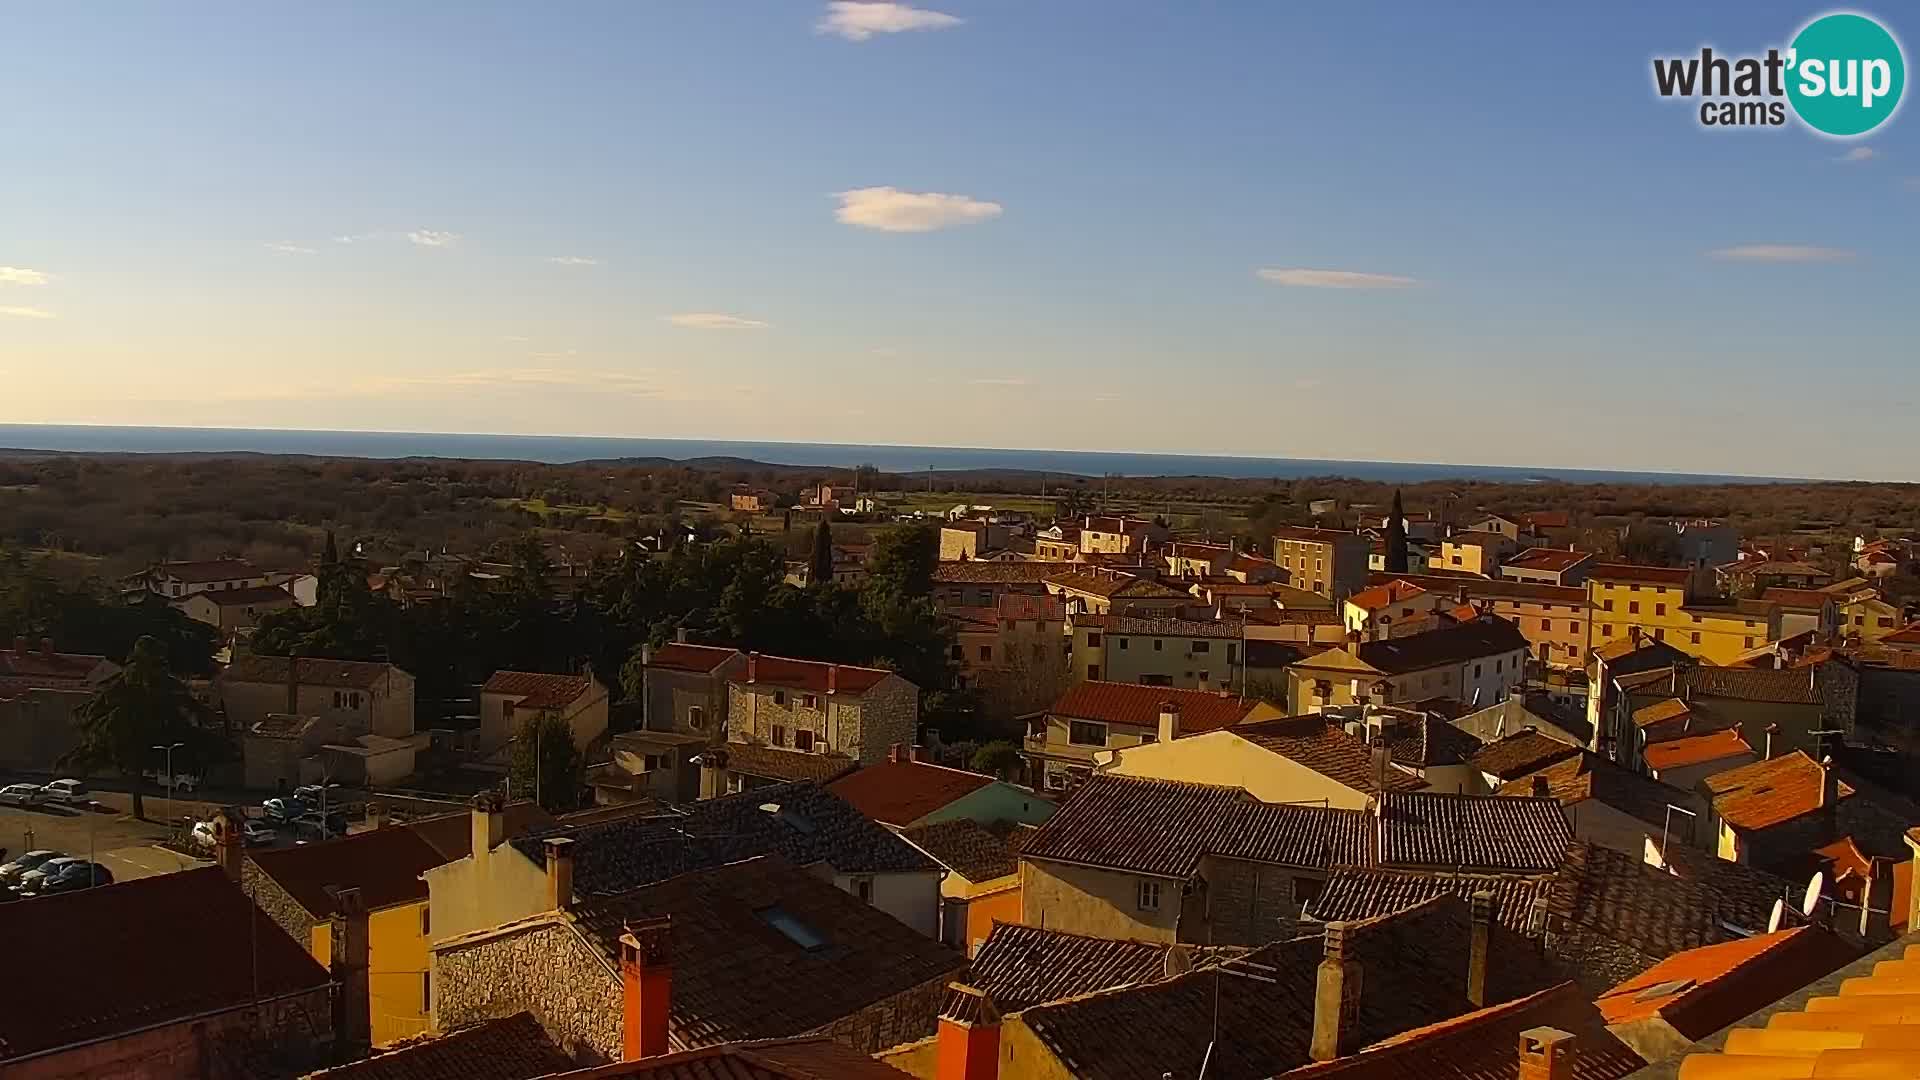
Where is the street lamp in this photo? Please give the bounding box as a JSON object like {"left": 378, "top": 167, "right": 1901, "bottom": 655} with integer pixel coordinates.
{"left": 152, "top": 742, "right": 184, "bottom": 831}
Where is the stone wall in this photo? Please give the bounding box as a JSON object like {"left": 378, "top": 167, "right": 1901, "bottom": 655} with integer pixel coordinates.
{"left": 856, "top": 677, "right": 920, "bottom": 764}
{"left": 244, "top": 860, "right": 321, "bottom": 949}
{"left": 7, "top": 988, "right": 332, "bottom": 1080}
{"left": 1201, "top": 856, "right": 1314, "bottom": 947}
{"left": 434, "top": 916, "right": 621, "bottom": 1065}
{"left": 811, "top": 970, "right": 956, "bottom": 1054}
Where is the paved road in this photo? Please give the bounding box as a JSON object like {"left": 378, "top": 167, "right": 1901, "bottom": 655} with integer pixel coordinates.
{"left": 0, "top": 800, "right": 209, "bottom": 881}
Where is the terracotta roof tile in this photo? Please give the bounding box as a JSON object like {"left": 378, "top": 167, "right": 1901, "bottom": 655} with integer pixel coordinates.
{"left": 898, "top": 818, "right": 1019, "bottom": 883}
{"left": 1044, "top": 570, "right": 1190, "bottom": 600}
{"left": 644, "top": 643, "right": 740, "bottom": 674}
{"left": 730, "top": 654, "right": 893, "bottom": 694}
{"left": 1047, "top": 680, "right": 1258, "bottom": 731}
{"left": 967, "top": 923, "right": 1232, "bottom": 1012}
{"left": 304, "top": 1012, "right": 571, "bottom": 1080}
{"left": 1632, "top": 697, "right": 1692, "bottom": 729}
{"left": 706, "top": 743, "right": 857, "bottom": 785}
{"left": 0, "top": 646, "right": 110, "bottom": 688}
{"left": 483, "top": 670, "right": 596, "bottom": 710}
{"left": 225, "top": 653, "right": 399, "bottom": 690}
{"left": 1306, "top": 866, "right": 1553, "bottom": 930}
{"left": 1345, "top": 618, "right": 1531, "bottom": 676}
{"left": 1377, "top": 791, "right": 1572, "bottom": 873}
{"left": 1235, "top": 715, "right": 1427, "bottom": 794}
{"left": 1595, "top": 926, "right": 1858, "bottom": 1037}
{"left": 1643, "top": 727, "right": 1754, "bottom": 771}
{"left": 1588, "top": 563, "right": 1692, "bottom": 586}
{"left": 1274, "top": 526, "right": 1365, "bottom": 543}
{"left": 0, "top": 867, "right": 331, "bottom": 1062}
{"left": 1501, "top": 547, "right": 1595, "bottom": 573}
{"left": 1346, "top": 580, "right": 1429, "bottom": 611}
{"left": 1494, "top": 753, "right": 1696, "bottom": 832}
{"left": 1272, "top": 982, "right": 1644, "bottom": 1080}
{"left": 826, "top": 760, "right": 997, "bottom": 827}
{"left": 1761, "top": 587, "right": 1838, "bottom": 611}
{"left": 152, "top": 558, "right": 263, "bottom": 583}
{"left": 931, "top": 561, "right": 1059, "bottom": 584}
{"left": 1703, "top": 750, "right": 1853, "bottom": 832}
{"left": 190, "top": 584, "right": 295, "bottom": 606}
{"left": 1244, "top": 607, "right": 1343, "bottom": 626}
{"left": 1468, "top": 730, "right": 1584, "bottom": 781}
{"left": 550, "top": 1037, "right": 913, "bottom": 1080}
{"left": 568, "top": 855, "right": 962, "bottom": 1049}
{"left": 1071, "top": 612, "right": 1243, "bottom": 638}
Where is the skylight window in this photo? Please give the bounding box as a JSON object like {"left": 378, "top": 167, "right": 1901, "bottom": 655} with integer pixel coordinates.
{"left": 757, "top": 905, "right": 826, "bottom": 950}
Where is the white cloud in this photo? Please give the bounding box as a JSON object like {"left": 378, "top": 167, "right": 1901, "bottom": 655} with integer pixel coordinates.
{"left": 546, "top": 255, "right": 600, "bottom": 266}
{"left": 817, "top": 1, "right": 960, "bottom": 41}
{"left": 968, "top": 376, "right": 1030, "bottom": 387}
{"left": 1707, "top": 244, "right": 1854, "bottom": 262}
{"left": 408, "top": 230, "right": 461, "bottom": 248}
{"left": 1256, "top": 268, "right": 1419, "bottom": 289}
{"left": 0, "top": 267, "right": 49, "bottom": 286}
{"left": 266, "top": 242, "right": 318, "bottom": 255}
{"left": 0, "top": 305, "right": 56, "bottom": 319}
{"left": 834, "top": 186, "right": 1002, "bottom": 232}
{"left": 333, "top": 232, "right": 375, "bottom": 244}
{"left": 665, "top": 312, "right": 769, "bottom": 330}
{"left": 1840, "top": 146, "right": 1877, "bottom": 163}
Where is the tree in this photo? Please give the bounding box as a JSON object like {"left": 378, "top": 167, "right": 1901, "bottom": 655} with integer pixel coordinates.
{"left": 1385, "top": 489, "right": 1409, "bottom": 574}
{"left": 62, "top": 636, "right": 209, "bottom": 820}
{"left": 509, "top": 710, "right": 585, "bottom": 812}
{"left": 809, "top": 520, "right": 835, "bottom": 587}
{"left": 970, "top": 740, "right": 1023, "bottom": 781}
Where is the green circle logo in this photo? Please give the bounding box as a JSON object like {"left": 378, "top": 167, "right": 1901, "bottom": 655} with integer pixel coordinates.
{"left": 1787, "top": 12, "right": 1906, "bottom": 136}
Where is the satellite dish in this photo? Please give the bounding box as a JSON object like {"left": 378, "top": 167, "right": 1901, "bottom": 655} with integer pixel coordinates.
{"left": 1802, "top": 872, "right": 1825, "bottom": 917}
{"left": 1767, "top": 898, "right": 1785, "bottom": 934}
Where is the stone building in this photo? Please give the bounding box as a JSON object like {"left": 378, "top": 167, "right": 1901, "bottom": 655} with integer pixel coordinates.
{"left": 221, "top": 654, "right": 416, "bottom": 740}
{"left": 722, "top": 652, "right": 917, "bottom": 768}
{"left": 431, "top": 854, "right": 963, "bottom": 1063}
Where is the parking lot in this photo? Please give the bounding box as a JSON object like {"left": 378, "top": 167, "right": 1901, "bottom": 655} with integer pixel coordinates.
{"left": 0, "top": 800, "right": 209, "bottom": 884}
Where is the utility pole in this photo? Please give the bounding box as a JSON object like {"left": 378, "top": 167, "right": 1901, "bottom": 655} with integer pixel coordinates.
{"left": 153, "top": 741, "right": 184, "bottom": 834}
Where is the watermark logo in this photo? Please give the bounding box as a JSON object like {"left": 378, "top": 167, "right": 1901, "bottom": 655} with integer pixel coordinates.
{"left": 1652, "top": 11, "right": 1905, "bottom": 137}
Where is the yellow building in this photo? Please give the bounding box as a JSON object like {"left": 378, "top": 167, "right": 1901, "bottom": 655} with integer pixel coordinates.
{"left": 899, "top": 819, "right": 1026, "bottom": 957}
{"left": 244, "top": 802, "right": 551, "bottom": 1046}
{"left": 1078, "top": 514, "right": 1168, "bottom": 554}
{"left": 1098, "top": 713, "right": 1427, "bottom": 808}
{"left": 1427, "top": 530, "right": 1517, "bottom": 577}
{"left": 1272, "top": 526, "right": 1371, "bottom": 599}
{"left": 1023, "top": 680, "right": 1281, "bottom": 792}
{"left": 1586, "top": 563, "right": 1779, "bottom": 664}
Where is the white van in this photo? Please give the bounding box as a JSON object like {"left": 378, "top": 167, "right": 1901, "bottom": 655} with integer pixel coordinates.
{"left": 39, "top": 779, "right": 90, "bottom": 805}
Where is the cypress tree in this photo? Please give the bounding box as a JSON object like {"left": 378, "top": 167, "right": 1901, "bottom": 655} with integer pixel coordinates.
{"left": 809, "top": 519, "right": 836, "bottom": 587}
{"left": 1385, "top": 490, "right": 1409, "bottom": 574}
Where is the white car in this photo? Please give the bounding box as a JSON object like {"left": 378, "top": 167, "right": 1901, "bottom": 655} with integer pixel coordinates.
{"left": 242, "top": 819, "right": 278, "bottom": 846}
{"left": 38, "top": 779, "right": 90, "bottom": 805}
{"left": 0, "top": 784, "right": 45, "bottom": 807}
{"left": 189, "top": 820, "right": 219, "bottom": 850}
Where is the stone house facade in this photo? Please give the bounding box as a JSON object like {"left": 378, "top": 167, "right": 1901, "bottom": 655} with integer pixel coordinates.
{"left": 435, "top": 915, "right": 621, "bottom": 1062}
{"left": 726, "top": 655, "right": 917, "bottom": 765}
{"left": 221, "top": 655, "right": 416, "bottom": 740}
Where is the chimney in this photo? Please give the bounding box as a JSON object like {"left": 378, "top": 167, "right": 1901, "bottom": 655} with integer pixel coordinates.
{"left": 1531, "top": 774, "right": 1551, "bottom": 799}
{"left": 1862, "top": 856, "right": 1896, "bottom": 940}
{"left": 1819, "top": 757, "right": 1839, "bottom": 811}
{"left": 213, "top": 805, "right": 246, "bottom": 881}
{"left": 910, "top": 742, "right": 925, "bottom": 762}
{"left": 545, "top": 837, "right": 575, "bottom": 912}
{"left": 1158, "top": 702, "right": 1182, "bottom": 745}
{"left": 889, "top": 742, "right": 905, "bottom": 764}
{"left": 1765, "top": 723, "right": 1778, "bottom": 760}
{"left": 286, "top": 655, "right": 300, "bottom": 715}
{"left": 367, "top": 800, "right": 388, "bottom": 830}
{"left": 620, "top": 916, "right": 673, "bottom": 1061}
{"left": 827, "top": 664, "right": 838, "bottom": 694}
{"left": 1517, "top": 1026, "right": 1575, "bottom": 1080}
{"left": 640, "top": 643, "right": 653, "bottom": 666}
{"left": 470, "top": 792, "right": 506, "bottom": 875}
{"left": 747, "top": 652, "right": 758, "bottom": 683}
{"left": 38, "top": 637, "right": 53, "bottom": 659}
{"left": 1310, "top": 921, "right": 1364, "bottom": 1061}
{"left": 329, "top": 886, "right": 372, "bottom": 1060}
{"left": 1370, "top": 745, "right": 1391, "bottom": 796}
{"left": 1467, "top": 891, "right": 1494, "bottom": 1008}
{"left": 936, "top": 983, "right": 1001, "bottom": 1080}
{"left": 674, "top": 625, "right": 689, "bottom": 644}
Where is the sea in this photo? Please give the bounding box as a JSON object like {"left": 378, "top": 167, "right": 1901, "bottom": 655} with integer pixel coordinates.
{"left": 0, "top": 424, "right": 1798, "bottom": 485}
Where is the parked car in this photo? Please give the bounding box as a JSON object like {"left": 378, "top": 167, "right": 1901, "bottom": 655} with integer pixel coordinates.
{"left": 263, "top": 797, "right": 309, "bottom": 823}
{"left": 38, "top": 779, "right": 90, "bottom": 805}
{"left": 292, "top": 812, "right": 349, "bottom": 842}
{"left": 189, "top": 820, "right": 219, "bottom": 850}
{"left": 35, "top": 860, "right": 113, "bottom": 894}
{"left": 242, "top": 819, "right": 278, "bottom": 846}
{"left": 143, "top": 769, "right": 200, "bottom": 793}
{"left": 0, "top": 783, "right": 45, "bottom": 807}
{"left": 14, "top": 856, "right": 83, "bottom": 894}
{"left": 292, "top": 783, "right": 343, "bottom": 807}
{"left": 0, "top": 849, "right": 62, "bottom": 884}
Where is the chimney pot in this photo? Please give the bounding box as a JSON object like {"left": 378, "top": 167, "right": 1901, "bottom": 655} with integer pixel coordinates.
{"left": 1158, "top": 702, "right": 1182, "bottom": 745}
{"left": 621, "top": 916, "right": 673, "bottom": 1061}
{"left": 674, "top": 626, "right": 689, "bottom": 645}
{"left": 827, "top": 664, "right": 838, "bottom": 694}
{"left": 329, "top": 887, "right": 372, "bottom": 1058}
{"left": 1311, "top": 922, "right": 1364, "bottom": 1062}
{"left": 545, "top": 836, "right": 575, "bottom": 912}
{"left": 471, "top": 791, "right": 506, "bottom": 870}
{"left": 747, "top": 652, "right": 758, "bottom": 684}
{"left": 1517, "top": 1026, "right": 1576, "bottom": 1080}
{"left": 1468, "top": 891, "right": 1494, "bottom": 1008}
{"left": 936, "top": 983, "right": 1002, "bottom": 1080}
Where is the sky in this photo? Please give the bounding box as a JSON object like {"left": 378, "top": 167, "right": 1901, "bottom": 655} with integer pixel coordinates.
{"left": 2, "top": 3, "right": 1916, "bottom": 480}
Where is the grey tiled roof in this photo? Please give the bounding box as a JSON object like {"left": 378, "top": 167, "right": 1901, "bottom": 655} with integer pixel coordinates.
{"left": 509, "top": 781, "right": 934, "bottom": 896}
{"left": 1376, "top": 791, "right": 1572, "bottom": 873}
{"left": 968, "top": 923, "right": 1238, "bottom": 1012}
{"left": 899, "top": 818, "right": 1018, "bottom": 883}
{"left": 1306, "top": 866, "right": 1553, "bottom": 932}
{"left": 303, "top": 1012, "right": 571, "bottom": 1080}
{"left": 1468, "top": 730, "right": 1583, "bottom": 780}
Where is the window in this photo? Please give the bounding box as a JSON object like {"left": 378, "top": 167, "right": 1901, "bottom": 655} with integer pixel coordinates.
{"left": 1226, "top": 644, "right": 1237, "bottom": 664}
{"left": 1690, "top": 631, "right": 1701, "bottom": 645}
{"left": 1474, "top": 663, "right": 1483, "bottom": 678}
{"left": 950, "top": 644, "right": 964, "bottom": 660}
{"left": 1603, "top": 599, "right": 1614, "bottom": 612}
{"left": 1855, "top": 615, "right": 1866, "bottom": 626}
{"left": 978, "top": 645, "right": 992, "bottom": 662}
{"left": 1137, "top": 880, "right": 1162, "bottom": 912}
{"left": 727, "top": 775, "right": 745, "bottom": 794}
{"left": 422, "top": 972, "right": 432, "bottom": 1013}
{"left": 1655, "top": 604, "right": 1666, "bottom": 617}
{"left": 1313, "top": 581, "right": 1324, "bottom": 592}
{"left": 1745, "top": 636, "right": 1755, "bottom": 648}
{"left": 332, "top": 691, "right": 343, "bottom": 708}
{"left": 1603, "top": 624, "right": 1614, "bottom": 637}
{"left": 772, "top": 690, "right": 787, "bottom": 706}
{"left": 1192, "top": 640, "right": 1210, "bottom": 654}
{"left": 350, "top": 692, "right": 361, "bottom": 709}
{"left": 1139, "top": 674, "right": 1173, "bottom": 686}
{"left": 771, "top": 724, "right": 786, "bottom": 747}
{"left": 1495, "top": 659, "right": 1503, "bottom": 673}
{"left": 420, "top": 906, "right": 431, "bottom": 936}
{"left": 1628, "top": 602, "right": 1640, "bottom": 615}
{"left": 800, "top": 694, "right": 817, "bottom": 709}
{"left": 1540, "top": 618, "right": 1551, "bottom": 631}
{"left": 1451, "top": 555, "right": 1463, "bottom": 565}
{"left": 1069, "top": 721, "right": 1107, "bottom": 746}
{"left": 758, "top": 905, "right": 828, "bottom": 949}
{"left": 1087, "top": 664, "right": 1101, "bottom": 680}
{"left": 1118, "top": 638, "right": 1130, "bottom": 651}
{"left": 1630, "top": 584, "right": 1640, "bottom": 592}
{"left": 687, "top": 706, "right": 705, "bottom": 730}
{"left": 1087, "top": 632, "right": 1102, "bottom": 648}
{"left": 1291, "top": 877, "right": 1325, "bottom": 905}
{"left": 854, "top": 878, "right": 873, "bottom": 904}
{"left": 1653, "top": 628, "right": 1665, "bottom": 641}
{"left": 1153, "top": 639, "right": 1163, "bottom": 652}
{"left": 1569, "top": 621, "right": 1579, "bottom": 634}
{"left": 1691, "top": 613, "right": 1702, "bottom": 623}
{"left": 1881, "top": 617, "right": 1896, "bottom": 628}
{"left": 644, "top": 753, "right": 665, "bottom": 770}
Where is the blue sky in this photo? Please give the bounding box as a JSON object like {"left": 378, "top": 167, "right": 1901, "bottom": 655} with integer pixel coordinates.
{"left": 2, "top": 3, "right": 1914, "bottom": 479}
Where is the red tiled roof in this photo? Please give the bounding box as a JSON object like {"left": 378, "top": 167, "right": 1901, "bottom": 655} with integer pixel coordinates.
{"left": 1346, "top": 580, "right": 1428, "bottom": 611}
{"left": 190, "top": 584, "right": 295, "bottom": 607}
{"left": 1044, "top": 570, "right": 1189, "bottom": 600}
{"left": 1522, "top": 510, "right": 1573, "bottom": 530}
{"left": 0, "top": 645, "right": 109, "bottom": 688}
{"left": 1047, "top": 680, "right": 1257, "bottom": 732}
{"left": 1588, "top": 563, "right": 1692, "bottom": 586}
{"left": 931, "top": 561, "right": 1059, "bottom": 584}
{"left": 1071, "top": 612, "right": 1242, "bottom": 639}
{"left": 827, "top": 760, "right": 997, "bottom": 827}
{"left": 0, "top": 867, "right": 331, "bottom": 1062}
{"left": 552, "top": 1036, "right": 913, "bottom": 1079}
{"left": 152, "top": 558, "right": 263, "bottom": 583}
{"left": 1502, "top": 547, "right": 1593, "bottom": 572}
{"left": 1760, "top": 587, "right": 1837, "bottom": 611}
{"left": 1234, "top": 715, "right": 1427, "bottom": 794}
{"left": 1703, "top": 750, "right": 1854, "bottom": 832}
{"left": 1274, "top": 526, "right": 1364, "bottom": 543}
{"left": 305, "top": 1012, "right": 572, "bottom": 1080}
{"left": 1595, "top": 926, "right": 1857, "bottom": 1034}
{"left": 730, "top": 654, "right": 894, "bottom": 694}
{"left": 1643, "top": 727, "right": 1754, "bottom": 771}
{"left": 645, "top": 643, "right": 740, "bottom": 674}
{"left": 224, "top": 653, "right": 398, "bottom": 690}
{"left": 483, "top": 669, "right": 596, "bottom": 709}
